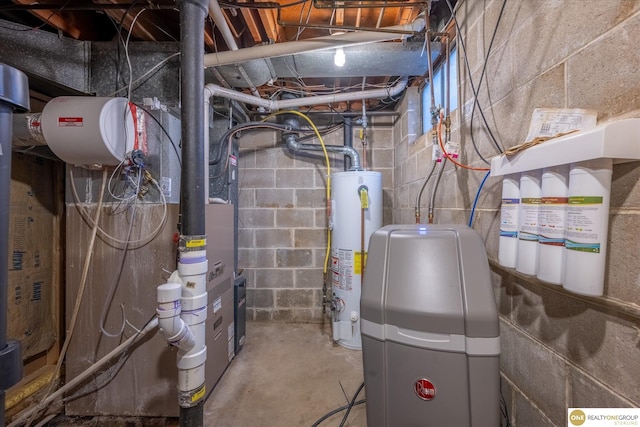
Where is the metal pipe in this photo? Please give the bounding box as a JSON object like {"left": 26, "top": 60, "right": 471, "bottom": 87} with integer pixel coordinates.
{"left": 284, "top": 133, "right": 361, "bottom": 171}
{"left": 428, "top": 159, "right": 446, "bottom": 224}
{"left": 0, "top": 63, "right": 29, "bottom": 427}
{"left": 343, "top": 117, "right": 353, "bottom": 171}
{"left": 415, "top": 160, "right": 437, "bottom": 223}
{"left": 203, "top": 76, "right": 409, "bottom": 112}
{"left": 203, "top": 15, "right": 426, "bottom": 67}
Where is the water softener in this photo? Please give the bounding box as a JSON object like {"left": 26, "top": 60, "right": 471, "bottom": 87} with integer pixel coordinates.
{"left": 361, "top": 224, "right": 500, "bottom": 427}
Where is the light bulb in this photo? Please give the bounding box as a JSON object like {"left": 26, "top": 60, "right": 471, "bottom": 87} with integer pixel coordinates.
{"left": 334, "top": 47, "right": 345, "bottom": 67}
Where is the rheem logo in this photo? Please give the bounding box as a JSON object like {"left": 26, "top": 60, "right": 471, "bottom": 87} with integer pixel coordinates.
{"left": 414, "top": 378, "right": 436, "bottom": 401}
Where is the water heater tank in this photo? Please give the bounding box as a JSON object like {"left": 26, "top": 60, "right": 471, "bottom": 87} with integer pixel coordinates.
{"left": 330, "top": 170, "right": 382, "bottom": 350}
{"left": 40, "top": 96, "right": 135, "bottom": 166}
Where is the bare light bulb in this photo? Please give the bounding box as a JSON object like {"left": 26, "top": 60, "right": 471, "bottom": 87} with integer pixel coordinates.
{"left": 334, "top": 47, "right": 346, "bottom": 67}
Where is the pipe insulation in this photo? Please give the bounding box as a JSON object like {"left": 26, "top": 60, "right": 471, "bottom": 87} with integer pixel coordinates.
{"left": 203, "top": 15, "right": 426, "bottom": 67}
{"left": 203, "top": 76, "right": 408, "bottom": 112}
{"left": 0, "top": 63, "right": 29, "bottom": 427}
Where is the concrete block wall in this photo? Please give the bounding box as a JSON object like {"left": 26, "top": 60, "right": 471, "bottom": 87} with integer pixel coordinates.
{"left": 392, "top": 0, "right": 640, "bottom": 425}
{"left": 237, "top": 117, "right": 394, "bottom": 322}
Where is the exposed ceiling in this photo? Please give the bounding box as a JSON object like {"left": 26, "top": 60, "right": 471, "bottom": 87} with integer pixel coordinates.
{"left": 0, "top": 0, "right": 455, "bottom": 114}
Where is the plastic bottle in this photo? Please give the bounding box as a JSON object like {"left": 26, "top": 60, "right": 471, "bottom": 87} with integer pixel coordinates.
{"left": 537, "top": 165, "right": 569, "bottom": 284}
{"left": 498, "top": 175, "right": 519, "bottom": 268}
{"left": 563, "top": 159, "right": 613, "bottom": 296}
{"left": 516, "top": 171, "right": 541, "bottom": 275}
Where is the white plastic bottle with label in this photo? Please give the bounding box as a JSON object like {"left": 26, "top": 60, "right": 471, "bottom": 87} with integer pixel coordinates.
{"left": 537, "top": 165, "right": 569, "bottom": 284}
{"left": 498, "top": 175, "right": 520, "bottom": 268}
{"left": 516, "top": 171, "right": 541, "bottom": 275}
{"left": 563, "top": 159, "right": 613, "bottom": 296}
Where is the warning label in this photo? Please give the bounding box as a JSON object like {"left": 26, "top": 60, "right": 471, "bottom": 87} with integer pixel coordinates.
{"left": 58, "top": 117, "right": 83, "bottom": 127}
{"left": 331, "top": 248, "right": 353, "bottom": 291}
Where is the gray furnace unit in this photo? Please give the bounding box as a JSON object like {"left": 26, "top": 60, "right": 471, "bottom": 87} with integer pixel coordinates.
{"left": 361, "top": 224, "right": 500, "bottom": 427}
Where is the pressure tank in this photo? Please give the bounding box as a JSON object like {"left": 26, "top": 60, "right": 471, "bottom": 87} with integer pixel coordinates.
{"left": 40, "top": 96, "right": 135, "bottom": 166}
{"left": 330, "top": 170, "right": 382, "bottom": 350}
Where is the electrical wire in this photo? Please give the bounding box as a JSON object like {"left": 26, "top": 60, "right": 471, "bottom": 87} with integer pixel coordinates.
{"left": 69, "top": 168, "right": 168, "bottom": 249}
{"left": 445, "top": 0, "right": 504, "bottom": 160}
{"left": 311, "top": 400, "right": 366, "bottom": 426}
{"left": 262, "top": 111, "right": 332, "bottom": 274}
{"left": 311, "top": 382, "right": 365, "bottom": 427}
{"left": 124, "top": 7, "right": 148, "bottom": 101}
{"left": 468, "top": 170, "right": 491, "bottom": 228}
{"left": 437, "top": 111, "right": 490, "bottom": 171}
{"left": 132, "top": 102, "right": 182, "bottom": 167}
{"left": 107, "top": 52, "right": 180, "bottom": 98}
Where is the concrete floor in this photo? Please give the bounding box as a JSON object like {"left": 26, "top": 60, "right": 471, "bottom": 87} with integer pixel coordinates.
{"left": 205, "top": 321, "right": 367, "bottom": 427}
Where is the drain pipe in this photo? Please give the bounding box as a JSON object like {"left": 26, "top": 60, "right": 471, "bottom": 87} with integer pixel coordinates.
{"left": 281, "top": 115, "right": 361, "bottom": 171}
{"left": 203, "top": 76, "right": 408, "bottom": 112}
{"left": 158, "top": 2, "right": 209, "bottom": 427}
{"left": 0, "top": 63, "right": 29, "bottom": 427}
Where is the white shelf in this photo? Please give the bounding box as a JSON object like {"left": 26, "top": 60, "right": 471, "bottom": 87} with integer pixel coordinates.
{"left": 490, "top": 118, "right": 640, "bottom": 177}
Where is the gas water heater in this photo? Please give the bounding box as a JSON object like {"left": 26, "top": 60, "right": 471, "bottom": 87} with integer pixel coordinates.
{"left": 330, "top": 170, "right": 382, "bottom": 350}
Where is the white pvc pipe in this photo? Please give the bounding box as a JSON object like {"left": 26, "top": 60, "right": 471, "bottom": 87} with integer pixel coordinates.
{"left": 203, "top": 16, "right": 426, "bottom": 67}
{"left": 208, "top": 0, "right": 239, "bottom": 50}
{"left": 7, "top": 318, "right": 159, "bottom": 427}
{"left": 203, "top": 76, "right": 407, "bottom": 112}
{"left": 157, "top": 282, "right": 196, "bottom": 352}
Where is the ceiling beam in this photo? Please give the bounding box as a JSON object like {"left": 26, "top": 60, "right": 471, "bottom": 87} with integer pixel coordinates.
{"left": 12, "top": 0, "right": 97, "bottom": 40}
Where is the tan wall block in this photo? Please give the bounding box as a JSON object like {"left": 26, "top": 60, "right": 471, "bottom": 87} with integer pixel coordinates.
{"left": 254, "top": 268, "right": 295, "bottom": 288}
{"left": 294, "top": 268, "right": 323, "bottom": 289}
{"left": 366, "top": 127, "right": 394, "bottom": 149}
{"left": 514, "top": 391, "right": 555, "bottom": 427}
{"left": 247, "top": 288, "right": 275, "bottom": 308}
{"left": 456, "top": 3, "right": 486, "bottom": 72}
{"left": 276, "top": 208, "right": 315, "bottom": 228}
{"left": 296, "top": 188, "right": 327, "bottom": 208}
{"left": 238, "top": 208, "right": 274, "bottom": 228}
{"left": 255, "top": 146, "right": 295, "bottom": 168}
{"left": 239, "top": 150, "right": 255, "bottom": 168}
{"left": 238, "top": 228, "right": 254, "bottom": 248}
{"left": 401, "top": 155, "right": 418, "bottom": 185}
{"left": 315, "top": 208, "right": 328, "bottom": 228}
{"left": 256, "top": 188, "right": 295, "bottom": 208}
{"left": 372, "top": 148, "right": 394, "bottom": 169}
{"left": 238, "top": 188, "right": 254, "bottom": 208}
{"left": 294, "top": 229, "right": 326, "bottom": 248}
{"left": 276, "top": 289, "right": 314, "bottom": 308}
{"left": 239, "top": 168, "right": 275, "bottom": 188}
{"left": 255, "top": 228, "right": 293, "bottom": 248}
{"left": 570, "top": 368, "right": 637, "bottom": 408}
{"left": 482, "top": 0, "right": 546, "bottom": 54}
{"left": 567, "top": 12, "right": 640, "bottom": 120}
{"left": 276, "top": 248, "right": 314, "bottom": 267}
{"left": 378, "top": 168, "right": 393, "bottom": 191}
{"left": 239, "top": 128, "right": 277, "bottom": 149}
{"left": 276, "top": 168, "right": 315, "bottom": 189}
{"left": 604, "top": 213, "right": 640, "bottom": 305}
{"left": 500, "top": 321, "right": 568, "bottom": 425}
{"left": 611, "top": 162, "right": 640, "bottom": 209}
{"left": 238, "top": 248, "right": 275, "bottom": 268}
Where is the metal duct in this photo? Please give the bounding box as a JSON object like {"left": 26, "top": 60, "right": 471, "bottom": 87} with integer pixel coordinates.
{"left": 212, "top": 42, "right": 441, "bottom": 88}
{"left": 204, "top": 15, "right": 426, "bottom": 68}
{"left": 0, "top": 62, "right": 29, "bottom": 427}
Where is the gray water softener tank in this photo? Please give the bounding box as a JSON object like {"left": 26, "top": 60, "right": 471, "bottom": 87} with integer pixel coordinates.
{"left": 361, "top": 224, "right": 500, "bottom": 427}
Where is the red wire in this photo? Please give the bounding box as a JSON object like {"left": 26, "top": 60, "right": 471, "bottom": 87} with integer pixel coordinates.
{"left": 438, "top": 112, "right": 490, "bottom": 171}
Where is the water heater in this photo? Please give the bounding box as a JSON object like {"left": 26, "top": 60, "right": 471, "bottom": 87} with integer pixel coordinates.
{"left": 330, "top": 170, "right": 382, "bottom": 350}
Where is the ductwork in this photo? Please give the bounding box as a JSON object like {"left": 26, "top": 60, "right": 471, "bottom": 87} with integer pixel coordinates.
{"left": 204, "top": 76, "right": 408, "bottom": 112}
{"left": 203, "top": 14, "right": 426, "bottom": 68}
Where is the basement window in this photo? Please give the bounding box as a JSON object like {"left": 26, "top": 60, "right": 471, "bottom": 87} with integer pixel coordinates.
{"left": 422, "top": 47, "right": 458, "bottom": 133}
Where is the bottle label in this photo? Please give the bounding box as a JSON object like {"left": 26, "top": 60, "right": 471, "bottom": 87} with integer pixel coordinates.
{"left": 539, "top": 197, "right": 568, "bottom": 246}
{"left": 519, "top": 198, "right": 540, "bottom": 241}
{"left": 500, "top": 198, "right": 519, "bottom": 238}
{"left": 566, "top": 196, "right": 604, "bottom": 253}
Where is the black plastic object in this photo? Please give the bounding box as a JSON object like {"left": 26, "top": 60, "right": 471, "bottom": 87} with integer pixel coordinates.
{"left": 234, "top": 276, "right": 246, "bottom": 355}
